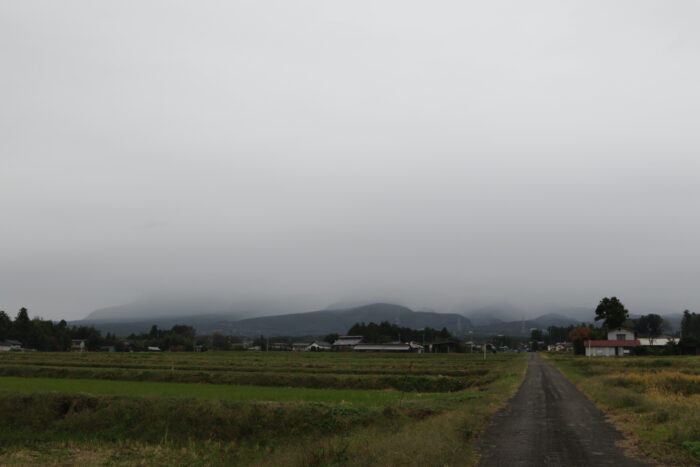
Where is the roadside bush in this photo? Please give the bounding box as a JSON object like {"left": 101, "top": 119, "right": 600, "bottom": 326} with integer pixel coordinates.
{"left": 606, "top": 390, "right": 645, "bottom": 409}
{"left": 457, "top": 417, "right": 479, "bottom": 441}
{"left": 657, "top": 376, "right": 700, "bottom": 396}
{"left": 682, "top": 441, "right": 700, "bottom": 461}
{"left": 604, "top": 376, "right": 645, "bottom": 393}
{"left": 628, "top": 359, "right": 672, "bottom": 368}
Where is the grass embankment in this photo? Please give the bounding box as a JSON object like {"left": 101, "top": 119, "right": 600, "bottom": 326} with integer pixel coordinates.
{"left": 0, "top": 352, "right": 526, "bottom": 466}
{"left": 0, "top": 376, "right": 419, "bottom": 404}
{"left": 544, "top": 354, "right": 700, "bottom": 466}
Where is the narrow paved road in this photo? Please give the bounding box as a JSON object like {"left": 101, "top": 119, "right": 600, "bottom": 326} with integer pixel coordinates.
{"left": 478, "top": 353, "right": 650, "bottom": 467}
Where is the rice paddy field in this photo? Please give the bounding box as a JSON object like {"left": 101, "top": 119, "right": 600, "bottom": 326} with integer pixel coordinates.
{"left": 0, "top": 351, "right": 526, "bottom": 466}
{"left": 544, "top": 353, "right": 700, "bottom": 466}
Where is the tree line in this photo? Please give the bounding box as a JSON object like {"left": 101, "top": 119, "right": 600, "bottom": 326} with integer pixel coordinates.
{"left": 346, "top": 321, "right": 452, "bottom": 344}
{"left": 126, "top": 324, "right": 206, "bottom": 351}
{"left": 0, "top": 307, "right": 210, "bottom": 352}
{"left": 0, "top": 307, "right": 113, "bottom": 351}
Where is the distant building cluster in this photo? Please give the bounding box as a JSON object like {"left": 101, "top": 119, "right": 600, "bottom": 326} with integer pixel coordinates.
{"left": 252, "top": 336, "right": 459, "bottom": 353}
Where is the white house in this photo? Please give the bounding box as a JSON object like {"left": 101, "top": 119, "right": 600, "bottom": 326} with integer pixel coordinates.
{"left": 584, "top": 328, "right": 639, "bottom": 357}
{"left": 71, "top": 339, "right": 86, "bottom": 352}
{"left": 0, "top": 340, "right": 22, "bottom": 352}
{"left": 608, "top": 328, "right": 635, "bottom": 341}
{"left": 305, "top": 341, "right": 332, "bottom": 351}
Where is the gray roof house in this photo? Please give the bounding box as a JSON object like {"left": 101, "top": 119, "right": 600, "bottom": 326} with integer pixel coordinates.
{"left": 0, "top": 340, "right": 22, "bottom": 352}
{"left": 332, "top": 335, "right": 364, "bottom": 351}
{"left": 353, "top": 342, "right": 424, "bottom": 353}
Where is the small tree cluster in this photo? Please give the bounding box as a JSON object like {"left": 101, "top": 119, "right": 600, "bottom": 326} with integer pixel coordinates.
{"left": 568, "top": 326, "right": 591, "bottom": 355}
{"left": 633, "top": 314, "right": 668, "bottom": 342}
{"left": 594, "top": 297, "right": 629, "bottom": 330}
{"left": 679, "top": 310, "right": 700, "bottom": 354}
{"left": 127, "top": 324, "right": 200, "bottom": 351}
{"left": 681, "top": 310, "right": 700, "bottom": 338}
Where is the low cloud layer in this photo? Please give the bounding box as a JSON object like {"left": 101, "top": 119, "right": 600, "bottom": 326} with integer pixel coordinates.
{"left": 2, "top": 1, "right": 699, "bottom": 320}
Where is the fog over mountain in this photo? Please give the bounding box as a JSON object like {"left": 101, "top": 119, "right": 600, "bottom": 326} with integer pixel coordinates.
{"left": 73, "top": 301, "right": 594, "bottom": 338}
{"left": 2, "top": 1, "right": 699, "bottom": 321}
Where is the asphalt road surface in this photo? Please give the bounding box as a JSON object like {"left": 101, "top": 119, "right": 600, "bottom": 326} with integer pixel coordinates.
{"left": 478, "top": 353, "right": 650, "bottom": 467}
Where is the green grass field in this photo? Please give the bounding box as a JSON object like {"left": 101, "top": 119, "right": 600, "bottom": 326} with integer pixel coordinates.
{"left": 543, "top": 353, "right": 700, "bottom": 467}
{"left": 0, "top": 375, "right": 428, "bottom": 404}
{"left": 0, "top": 351, "right": 497, "bottom": 392}
{"left": 0, "top": 351, "right": 526, "bottom": 466}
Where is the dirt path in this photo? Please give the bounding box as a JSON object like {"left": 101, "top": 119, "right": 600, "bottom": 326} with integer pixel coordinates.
{"left": 478, "top": 353, "right": 650, "bottom": 467}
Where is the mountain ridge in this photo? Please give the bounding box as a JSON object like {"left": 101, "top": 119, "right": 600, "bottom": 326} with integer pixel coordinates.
{"left": 73, "top": 300, "right": 679, "bottom": 338}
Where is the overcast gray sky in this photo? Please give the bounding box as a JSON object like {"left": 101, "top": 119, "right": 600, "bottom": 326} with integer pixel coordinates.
{"left": 2, "top": 0, "right": 699, "bottom": 320}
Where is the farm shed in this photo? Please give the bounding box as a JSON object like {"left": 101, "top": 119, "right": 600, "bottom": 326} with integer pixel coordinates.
{"left": 270, "top": 342, "right": 292, "bottom": 351}
{"left": 332, "top": 336, "right": 364, "bottom": 351}
{"left": 353, "top": 342, "right": 424, "bottom": 353}
{"left": 292, "top": 342, "right": 311, "bottom": 351}
{"left": 637, "top": 337, "right": 677, "bottom": 346}
{"left": 0, "top": 340, "right": 22, "bottom": 351}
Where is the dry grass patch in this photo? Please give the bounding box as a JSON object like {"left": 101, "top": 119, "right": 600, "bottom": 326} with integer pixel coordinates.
{"left": 545, "top": 354, "right": 700, "bottom": 466}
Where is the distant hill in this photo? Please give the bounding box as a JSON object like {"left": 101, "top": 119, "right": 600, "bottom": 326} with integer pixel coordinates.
{"left": 73, "top": 302, "right": 473, "bottom": 337}
{"left": 70, "top": 314, "right": 245, "bottom": 337}
{"left": 529, "top": 313, "right": 583, "bottom": 328}
{"left": 472, "top": 313, "right": 584, "bottom": 337}
{"left": 85, "top": 297, "right": 234, "bottom": 321}
{"left": 226, "top": 303, "right": 472, "bottom": 337}
{"left": 85, "top": 296, "right": 311, "bottom": 321}
{"left": 465, "top": 308, "right": 511, "bottom": 327}
{"left": 72, "top": 299, "right": 683, "bottom": 338}
{"left": 450, "top": 303, "right": 521, "bottom": 326}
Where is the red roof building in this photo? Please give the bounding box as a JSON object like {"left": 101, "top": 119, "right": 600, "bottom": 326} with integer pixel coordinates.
{"left": 584, "top": 340, "right": 640, "bottom": 347}
{"left": 584, "top": 339, "right": 640, "bottom": 357}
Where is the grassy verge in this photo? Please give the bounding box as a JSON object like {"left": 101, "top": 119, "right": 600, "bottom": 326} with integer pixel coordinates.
{"left": 543, "top": 353, "right": 700, "bottom": 466}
